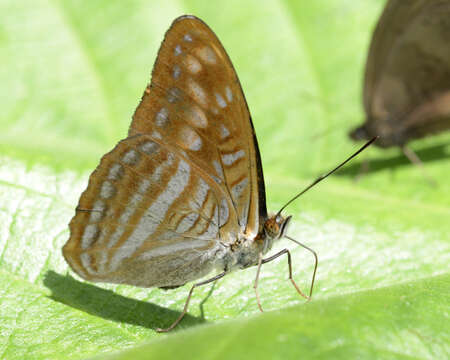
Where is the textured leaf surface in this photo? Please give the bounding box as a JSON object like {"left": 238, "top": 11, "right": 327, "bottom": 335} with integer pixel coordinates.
{"left": 0, "top": 0, "right": 449, "bottom": 359}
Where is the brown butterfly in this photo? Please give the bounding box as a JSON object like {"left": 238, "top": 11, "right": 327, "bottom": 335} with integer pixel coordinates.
{"left": 63, "top": 15, "right": 374, "bottom": 332}
{"left": 350, "top": 0, "right": 450, "bottom": 169}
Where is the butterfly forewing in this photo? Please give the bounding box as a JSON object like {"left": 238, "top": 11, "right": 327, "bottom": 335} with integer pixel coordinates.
{"left": 130, "top": 16, "right": 265, "bottom": 238}
{"left": 63, "top": 16, "right": 267, "bottom": 287}
{"left": 363, "top": 0, "right": 450, "bottom": 144}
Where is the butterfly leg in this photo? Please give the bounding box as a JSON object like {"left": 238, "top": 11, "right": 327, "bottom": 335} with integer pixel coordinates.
{"left": 354, "top": 157, "right": 370, "bottom": 182}
{"left": 285, "top": 235, "right": 318, "bottom": 300}
{"left": 254, "top": 253, "right": 265, "bottom": 312}
{"left": 402, "top": 146, "right": 436, "bottom": 186}
{"left": 156, "top": 271, "right": 227, "bottom": 333}
{"left": 254, "top": 246, "right": 316, "bottom": 312}
{"left": 265, "top": 249, "right": 309, "bottom": 299}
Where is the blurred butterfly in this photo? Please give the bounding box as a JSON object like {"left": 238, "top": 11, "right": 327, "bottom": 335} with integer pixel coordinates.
{"left": 63, "top": 15, "right": 374, "bottom": 332}
{"left": 350, "top": 0, "right": 450, "bottom": 173}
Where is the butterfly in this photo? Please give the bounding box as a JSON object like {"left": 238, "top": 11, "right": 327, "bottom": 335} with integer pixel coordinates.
{"left": 63, "top": 15, "right": 373, "bottom": 332}
{"left": 350, "top": 0, "right": 450, "bottom": 168}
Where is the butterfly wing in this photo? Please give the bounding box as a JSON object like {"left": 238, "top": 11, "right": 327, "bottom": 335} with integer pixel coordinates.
{"left": 63, "top": 16, "right": 267, "bottom": 287}
{"left": 363, "top": 0, "right": 450, "bottom": 144}
{"left": 130, "top": 15, "right": 266, "bottom": 238}
{"left": 64, "top": 135, "right": 229, "bottom": 287}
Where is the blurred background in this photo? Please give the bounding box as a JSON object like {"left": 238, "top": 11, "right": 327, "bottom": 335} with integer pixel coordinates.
{"left": 2, "top": 1, "right": 449, "bottom": 205}
{"left": 0, "top": 1, "right": 448, "bottom": 359}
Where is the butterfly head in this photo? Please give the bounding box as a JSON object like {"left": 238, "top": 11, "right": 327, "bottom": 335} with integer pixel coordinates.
{"left": 349, "top": 124, "right": 369, "bottom": 142}
{"left": 350, "top": 121, "right": 401, "bottom": 148}
{"left": 264, "top": 214, "right": 292, "bottom": 240}
{"left": 260, "top": 214, "right": 292, "bottom": 253}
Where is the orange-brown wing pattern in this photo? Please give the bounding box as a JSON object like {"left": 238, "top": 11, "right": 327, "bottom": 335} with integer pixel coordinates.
{"left": 63, "top": 16, "right": 267, "bottom": 287}
{"left": 364, "top": 0, "right": 450, "bottom": 140}
{"left": 64, "top": 135, "right": 228, "bottom": 287}
{"left": 130, "top": 16, "right": 266, "bottom": 239}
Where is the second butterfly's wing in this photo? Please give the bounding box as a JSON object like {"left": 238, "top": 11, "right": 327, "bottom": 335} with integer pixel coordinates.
{"left": 63, "top": 16, "right": 267, "bottom": 287}
{"left": 363, "top": 0, "right": 450, "bottom": 144}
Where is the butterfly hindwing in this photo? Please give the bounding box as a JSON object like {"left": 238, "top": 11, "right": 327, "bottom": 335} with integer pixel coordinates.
{"left": 64, "top": 134, "right": 230, "bottom": 286}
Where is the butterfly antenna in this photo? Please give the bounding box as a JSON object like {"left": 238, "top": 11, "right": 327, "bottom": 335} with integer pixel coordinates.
{"left": 276, "top": 136, "right": 378, "bottom": 216}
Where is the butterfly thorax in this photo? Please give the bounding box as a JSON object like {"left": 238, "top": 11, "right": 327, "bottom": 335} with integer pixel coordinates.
{"left": 224, "top": 214, "right": 292, "bottom": 272}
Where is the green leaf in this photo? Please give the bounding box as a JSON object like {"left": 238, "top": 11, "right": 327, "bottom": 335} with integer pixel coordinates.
{"left": 98, "top": 274, "right": 450, "bottom": 360}
{"left": 0, "top": 0, "right": 449, "bottom": 359}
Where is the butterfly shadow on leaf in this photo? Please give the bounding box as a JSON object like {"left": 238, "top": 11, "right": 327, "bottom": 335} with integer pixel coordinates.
{"left": 335, "top": 141, "right": 450, "bottom": 177}
{"left": 43, "top": 270, "right": 208, "bottom": 331}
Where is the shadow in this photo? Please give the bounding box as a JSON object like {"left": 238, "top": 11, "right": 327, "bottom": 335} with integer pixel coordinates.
{"left": 335, "top": 142, "right": 450, "bottom": 177}
{"left": 199, "top": 281, "right": 217, "bottom": 320}
{"left": 43, "top": 271, "right": 206, "bottom": 331}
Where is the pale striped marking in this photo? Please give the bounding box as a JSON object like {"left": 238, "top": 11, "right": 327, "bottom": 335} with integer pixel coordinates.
{"left": 225, "top": 86, "right": 233, "bottom": 102}
{"left": 106, "top": 227, "right": 125, "bottom": 251}
{"left": 200, "top": 205, "right": 218, "bottom": 238}
{"left": 231, "top": 177, "right": 248, "bottom": 199}
{"left": 155, "top": 108, "right": 169, "bottom": 127}
{"left": 190, "top": 178, "right": 210, "bottom": 211}
{"left": 174, "top": 44, "right": 182, "bottom": 56}
{"left": 122, "top": 149, "right": 140, "bottom": 165}
{"left": 138, "top": 239, "right": 207, "bottom": 261}
{"left": 188, "top": 79, "right": 208, "bottom": 107}
{"left": 107, "top": 153, "right": 175, "bottom": 250}
{"left": 179, "top": 126, "right": 202, "bottom": 151}
{"left": 222, "top": 150, "right": 245, "bottom": 165}
{"left": 81, "top": 224, "right": 99, "bottom": 249}
{"left": 212, "top": 160, "right": 224, "bottom": 179}
{"left": 184, "top": 34, "right": 193, "bottom": 42}
{"left": 172, "top": 65, "right": 181, "bottom": 79}
{"left": 219, "top": 198, "right": 229, "bottom": 227}
{"left": 186, "top": 105, "right": 208, "bottom": 128}
{"left": 215, "top": 93, "right": 227, "bottom": 108}
{"left": 176, "top": 212, "right": 200, "bottom": 233}
{"left": 89, "top": 199, "right": 106, "bottom": 222}
{"left": 100, "top": 181, "right": 115, "bottom": 199}
{"left": 152, "top": 131, "right": 163, "bottom": 140}
{"left": 185, "top": 54, "right": 202, "bottom": 74}
{"left": 115, "top": 179, "right": 151, "bottom": 229}
{"left": 80, "top": 253, "right": 95, "bottom": 274}
{"left": 140, "top": 141, "right": 159, "bottom": 155}
{"left": 138, "top": 179, "right": 151, "bottom": 193}
{"left": 239, "top": 201, "right": 250, "bottom": 229}
{"left": 219, "top": 124, "right": 230, "bottom": 139}
{"left": 109, "top": 159, "right": 191, "bottom": 271}
{"left": 96, "top": 251, "right": 109, "bottom": 274}
{"left": 150, "top": 153, "right": 175, "bottom": 184}
{"left": 211, "top": 175, "right": 222, "bottom": 184}
{"left": 108, "top": 164, "right": 124, "bottom": 181}
{"left": 189, "top": 179, "right": 219, "bottom": 228}
{"left": 195, "top": 46, "right": 217, "bottom": 64}
{"left": 167, "top": 87, "right": 181, "bottom": 103}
